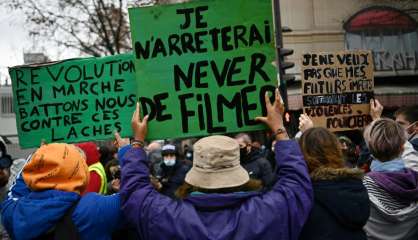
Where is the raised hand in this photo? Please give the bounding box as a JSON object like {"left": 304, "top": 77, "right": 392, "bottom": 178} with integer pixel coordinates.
{"left": 114, "top": 131, "right": 130, "bottom": 148}
{"left": 255, "top": 88, "right": 288, "bottom": 140}
{"left": 299, "top": 114, "right": 314, "bottom": 133}
{"left": 370, "top": 99, "right": 383, "bottom": 121}
{"left": 131, "top": 102, "right": 149, "bottom": 142}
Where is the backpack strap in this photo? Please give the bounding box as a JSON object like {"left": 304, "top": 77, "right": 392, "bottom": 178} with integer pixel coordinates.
{"left": 53, "top": 200, "right": 81, "bottom": 240}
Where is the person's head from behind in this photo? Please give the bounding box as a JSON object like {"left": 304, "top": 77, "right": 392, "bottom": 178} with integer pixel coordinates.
{"left": 235, "top": 133, "right": 251, "bottom": 150}
{"left": 176, "top": 135, "right": 261, "bottom": 198}
{"left": 146, "top": 141, "right": 163, "bottom": 165}
{"left": 364, "top": 118, "right": 406, "bottom": 162}
{"left": 252, "top": 141, "right": 262, "bottom": 150}
{"left": 161, "top": 144, "right": 178, "bottom": 167}
{"left": 394, "top": 105, "right": 418, "bottom": 139}
{"left": 99, "top": 145, "right": 117, "bottom": 166}
{"left": 338, "top": 136, "right": 357, "bottom": 167}
{"left": 299, "top": 127, "right": 344, "bottom": 173}
{"left": 22, "top": 143, "right": 89, "bottom": 194}
{"left": 105, "top": 159, "right": 120, "bottom": 180}
{"left": 235, "top": 133, "right": 253, "bottom": 161}
{"left": 0, "top": 141, "right": 12, "bottom": 187}
{"left": 76, "top": 142, "right": 100, "bottom": 166}
{"left": 146, "top": 141, "right": 162, "bottom": 154}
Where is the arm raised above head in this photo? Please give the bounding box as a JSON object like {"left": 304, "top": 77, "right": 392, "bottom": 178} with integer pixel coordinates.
{"left": 255, "top": 88, "right": 313, "bottom": 240}
{"left": 120, "top": 102, "right": 176, "bottom": 232}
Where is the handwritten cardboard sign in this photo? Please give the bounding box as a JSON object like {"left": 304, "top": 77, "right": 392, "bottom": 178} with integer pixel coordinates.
{"left": 9, "top": 53, "right": 136, "bottom": 148}
{"left": 301, "top": 50, "right": 374, "bottom": 131}
{"left": 129, "top": 0, "right": 277, "bottom": 140}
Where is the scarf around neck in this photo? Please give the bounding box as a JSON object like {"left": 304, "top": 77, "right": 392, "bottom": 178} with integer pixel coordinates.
{"left": 370, "top": 158, "right": 405, "bottom": 172}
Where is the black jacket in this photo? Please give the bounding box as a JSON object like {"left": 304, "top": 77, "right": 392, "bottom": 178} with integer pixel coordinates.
{"left": 241, "top": 149, "right": 274, "bottom": 187}
{"left": 299, "top": 168, "right": 370, "bottom": 240}
{"left": 156, "top": 160, "right": 190, "bottom": 198}
{"left": 410, "top": 137, "right": 418, "bottom": 151}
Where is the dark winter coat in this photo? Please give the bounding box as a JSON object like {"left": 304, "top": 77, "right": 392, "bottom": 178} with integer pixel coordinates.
{"left": 156, "top": 160, "right": 190, "bottom": 198}
{"left": 299, "top": 167, "right": 369, "bottom": 240}
{"left": 120, "top": 140, "right": 313, "bottom": 240}
{"left": 1, "top": 175, "right": 122, "bottom": 240}
{"left": 241, "top": 149, "right": 275, "bottom": 187}
{"left": 410, "top": 136, "right": 418, "bottom": 151}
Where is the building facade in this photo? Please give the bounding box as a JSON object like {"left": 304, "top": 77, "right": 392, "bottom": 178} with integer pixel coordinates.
{"left": 0, "top": 84, "right": 15, "bottom": 136}
{"left": 281, "top": 0, "right": 418, "bottom": 112}
{"left": 0, "top": 53, "right": 49, "bottom": 157}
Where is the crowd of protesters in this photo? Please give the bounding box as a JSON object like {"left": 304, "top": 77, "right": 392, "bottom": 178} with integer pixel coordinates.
{"left": 0, "top": 89, "right": 417, "bottom": 239}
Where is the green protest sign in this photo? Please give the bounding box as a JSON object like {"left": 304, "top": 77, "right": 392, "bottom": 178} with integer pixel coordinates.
{"left": 9, "top": 53, "right": 136, "bottom": 148}
{"left": 129, "top": 0, "right": 277, "bottom": 140}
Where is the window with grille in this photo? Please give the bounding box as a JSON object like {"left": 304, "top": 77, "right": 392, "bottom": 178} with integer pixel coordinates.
{"left": 344, "top": 6, "right": 418, "bottom": 73}
{"left": 1, "top": 95, "right": 14, "bottom": 116}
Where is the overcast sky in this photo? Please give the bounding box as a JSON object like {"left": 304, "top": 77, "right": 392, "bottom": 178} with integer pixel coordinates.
{"left": 0, "top": 7, "right": 28, "bottom": 83}
{"left": 0, "top": 6, "right": 80, "bottom": 84}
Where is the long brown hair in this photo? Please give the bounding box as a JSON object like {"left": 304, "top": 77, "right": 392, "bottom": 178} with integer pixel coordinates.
{"left": 175, "top": 179, "right": 263, "bottom": 199}
{"left": 299, "top": 127, "right": 344, "bottom": 173}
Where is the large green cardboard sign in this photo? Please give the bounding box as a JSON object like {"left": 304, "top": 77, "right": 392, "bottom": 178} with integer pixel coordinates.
{"left": 129, "top": 0, "right": 277, "bottom": 140}
{"left": 9, "top": 53, "right": 136, "bottom": 148}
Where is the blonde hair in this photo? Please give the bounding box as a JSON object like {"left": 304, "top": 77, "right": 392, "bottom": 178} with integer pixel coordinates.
{"left": 364, "top": 118, "right": 406, "bottom": 161}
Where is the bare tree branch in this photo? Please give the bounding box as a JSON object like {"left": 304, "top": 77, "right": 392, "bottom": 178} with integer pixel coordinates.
{"left": 1, "top": 0, "right": 196, "bottom": 58}
{"left": 1, "top": 0, "right": 138, "bottom": 58}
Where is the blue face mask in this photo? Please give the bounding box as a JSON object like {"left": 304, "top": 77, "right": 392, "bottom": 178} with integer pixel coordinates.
{"left": 164, "top": 158, "right": 176, "bottom": 166}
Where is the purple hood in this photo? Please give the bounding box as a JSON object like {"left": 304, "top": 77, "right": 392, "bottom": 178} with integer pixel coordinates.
{"left": 184, "top": 191, "right": 260, "bottom": 211}
{"left": 368, "top": 169, "right": 418, "bottom": 201}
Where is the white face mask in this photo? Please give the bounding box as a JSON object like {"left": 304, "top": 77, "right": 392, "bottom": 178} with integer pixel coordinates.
{"left": 163, "top": 157, "right": 176, "bottom": 166}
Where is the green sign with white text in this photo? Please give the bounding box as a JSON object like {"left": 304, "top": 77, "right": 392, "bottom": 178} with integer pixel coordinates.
{"left": 9, "top": 53, "right": 136, "bottom": 148}
{"left": 129, "top": 0, "right": 277, "bottom": 140}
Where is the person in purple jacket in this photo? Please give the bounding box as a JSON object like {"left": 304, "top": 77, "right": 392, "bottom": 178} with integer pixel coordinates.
{"left": 363, "top": 118, "right": 418, "bottom": 239}
{"left": 120, "top": 89, "right": 313, "bottom": 240}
